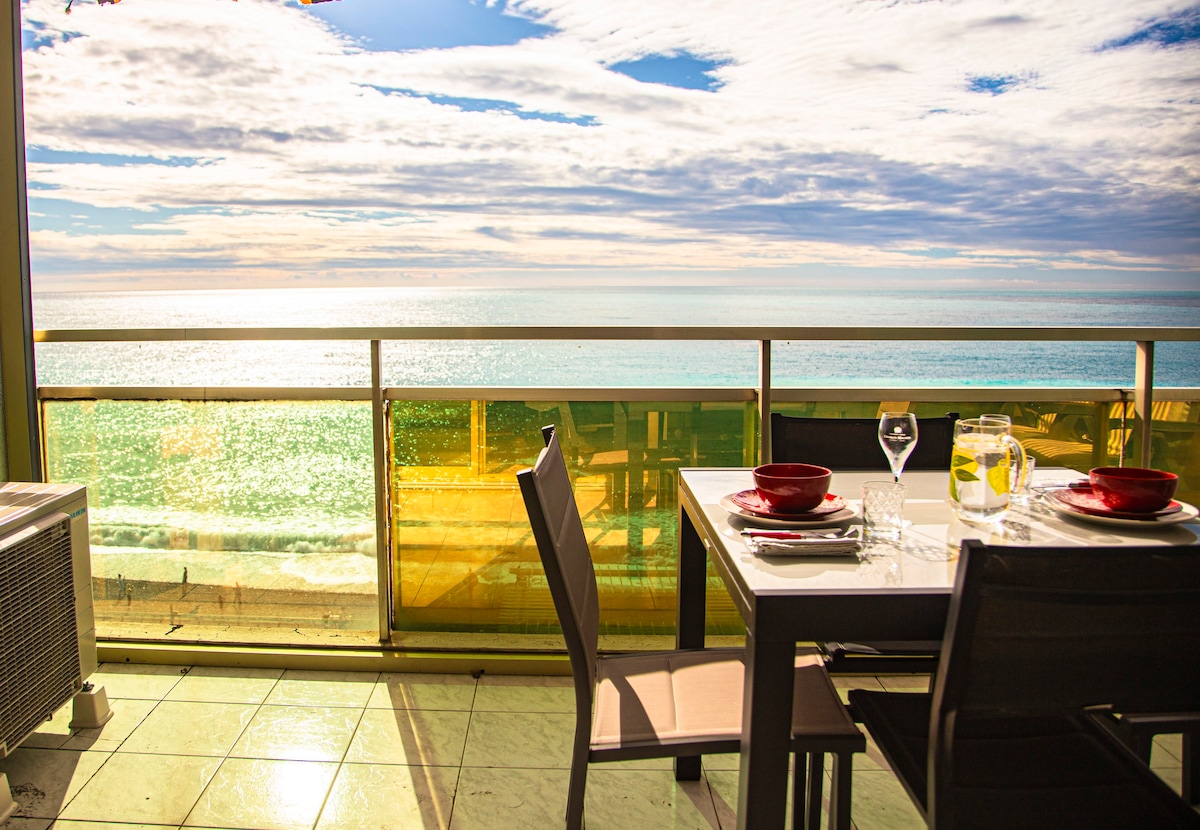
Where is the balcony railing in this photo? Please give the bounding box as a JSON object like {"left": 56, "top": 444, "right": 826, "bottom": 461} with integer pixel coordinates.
{"left": 33, "top": 325, "right": 1200, "bottom": 652}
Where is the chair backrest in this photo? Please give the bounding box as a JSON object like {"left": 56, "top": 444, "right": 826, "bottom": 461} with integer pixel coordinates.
{"left": 517, "top": 426, "right": 600, "bottom": 704}
{"left": 770, "top": 412, "right": 958, "bottom": 469}
{"left": 930, "top": 539, "right": 1200, "bottom": 820}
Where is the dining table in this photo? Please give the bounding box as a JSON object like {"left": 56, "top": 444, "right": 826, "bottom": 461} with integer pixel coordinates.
{"left": 673, "top": 466, "right": 1200, "bottom": 830}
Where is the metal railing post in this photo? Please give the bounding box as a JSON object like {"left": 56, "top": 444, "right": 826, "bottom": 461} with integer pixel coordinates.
{"left": 1134, "top": 341, "right": 1155, "bottom": 467}
{"left": 370, "top": 340, "right": 391, "bottom": 641}
{"left": 0, "top": 1, "right": 40, "bottom": 482}
{"left": 758, "top": 339, "right": 772, "bottom": 464}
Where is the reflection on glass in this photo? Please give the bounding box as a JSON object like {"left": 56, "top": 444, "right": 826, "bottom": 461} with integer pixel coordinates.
{"left": 42, "top": 400, "right": 378, "bottom": 643}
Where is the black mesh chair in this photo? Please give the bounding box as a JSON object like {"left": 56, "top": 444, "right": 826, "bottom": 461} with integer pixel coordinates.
{"left": 518, "top": 426, "right": 865, "bottom": 830}
{"left": 769, "top": 411, "right": 958, "bottom": 673}
{"left": 850, "top": 539, "right": 1200, "bottom": 829}
{"left": 769, "top": 411, "right": 957, "bottom": 470}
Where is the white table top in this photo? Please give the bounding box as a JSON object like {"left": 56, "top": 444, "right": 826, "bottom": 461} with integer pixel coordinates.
{"left": 679, "top": 468, "right": 1200, "bottom": 599}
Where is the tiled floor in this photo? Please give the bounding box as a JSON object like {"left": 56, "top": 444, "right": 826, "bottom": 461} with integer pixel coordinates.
{"left": 0, "top": 664, "right": 1190, "bottom": 829}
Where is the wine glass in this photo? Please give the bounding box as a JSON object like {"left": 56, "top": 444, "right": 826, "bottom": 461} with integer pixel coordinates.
{"left": 878, "top": 412, "right": 918, "bottom": 481}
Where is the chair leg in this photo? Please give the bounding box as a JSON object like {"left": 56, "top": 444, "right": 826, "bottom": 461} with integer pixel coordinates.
{"left": 566, "top": 762, "right": 587, "bottom": 830}
{"left": 566, "top": 735, "right": 590, "bottom": 830}
{"left": 828, "top": 751, "right": 854, "bottom": 830}
{"left": 805, "top": 752, "right": 824, "bottom": 830}
{"left": 675, "top": 756, "right": 701, "bottom": 781}
{"left": 791, "top": 752, "right": 808, "bottom": 830}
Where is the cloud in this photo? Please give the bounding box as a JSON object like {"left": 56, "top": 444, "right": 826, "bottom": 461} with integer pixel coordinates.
{"left": 18, "top": 0, "right": 1200, "bottom": 289}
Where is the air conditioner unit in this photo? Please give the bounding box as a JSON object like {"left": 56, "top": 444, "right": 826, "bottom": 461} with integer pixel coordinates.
{"left": 0, "top": 483, "right": 100, "bottom": 762}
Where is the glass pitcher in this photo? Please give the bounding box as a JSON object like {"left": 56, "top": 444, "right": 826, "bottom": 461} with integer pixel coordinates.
{"left": 949, "top": 417, "right": 1028, "bottom": 522}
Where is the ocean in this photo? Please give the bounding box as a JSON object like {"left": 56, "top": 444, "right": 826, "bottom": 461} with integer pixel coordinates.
{"left": 31, "top": 286, "right": 1200, "bottom": 388}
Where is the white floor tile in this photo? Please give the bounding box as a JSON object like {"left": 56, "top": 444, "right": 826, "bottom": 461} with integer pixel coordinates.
{"left": 182, "top": 757, "right": 338, "bottom": 830}
{"left": 118, "top": 700, "right": 257, "bottom": 757}
{"left": 448, "top": 766, "right": 569, "bottom": 830}
{"left": 166, "top": 665, "right": 283, "bottom": 704}
{"left": 315, "top": 762, "right": 459, "bottom": 830}
{"left": 0, "top": 748, "right": 110, "bottom": 820}
{"left": 460, "top": 711, "right": 573, "bottom": 769}
{"left": 57, "top": 752, "right": 221, "bottom": 825}
{"left": 0, "top": 818, "right": 52, "bottom": 830}
{"left": 367, "top": 672, "right": 477, "bottom": 711}
{"left": 231, "top": 704, "right": 361, "bottom": 762}
{"left": 847, "top": 769, "right": 926, "bottom": 830}
{"left": 345, "top": 709, "right": 471, "bottom": 767}
{"left": 471, "top": 675, "right": 574, "bottom": 713}
{"left": 584, "top": 768, "right": 720, "bottom": 829}
{"left": 263, "top": 670, "right": 379, "bottom": 708}
{"left": 87, "top": 664, "right": 186, "bottom": 701}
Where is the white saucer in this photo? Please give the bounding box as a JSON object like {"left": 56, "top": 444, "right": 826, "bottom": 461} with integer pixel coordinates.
{"left": 1045, "top": 497, "right": 1199, "bottom": 528}
{"left": 720, "top": 494, "right": 859, "bottom": 528}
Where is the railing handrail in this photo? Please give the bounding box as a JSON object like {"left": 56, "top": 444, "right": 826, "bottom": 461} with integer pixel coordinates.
{"left": 33, "top": 325, "right": 1200, "bottom": 343}
{"left": 33, "top": 324, "right": 1200, "bottom": 469}
{"left": 34, "top": 384, "right": 1200, "bottom": 402}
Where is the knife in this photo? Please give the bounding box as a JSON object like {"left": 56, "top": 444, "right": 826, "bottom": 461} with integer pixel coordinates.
{"left": 741, "top": 528, "right": 860, "bottom": 541}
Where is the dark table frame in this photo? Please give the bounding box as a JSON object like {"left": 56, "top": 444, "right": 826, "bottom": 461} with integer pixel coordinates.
{"left": 673, "top": 469, "right": 953, "bottom": 829}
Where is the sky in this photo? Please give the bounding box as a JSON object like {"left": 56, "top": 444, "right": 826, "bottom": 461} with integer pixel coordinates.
{"left": 17, "top": 0, "right": 1200, "bottom": 291}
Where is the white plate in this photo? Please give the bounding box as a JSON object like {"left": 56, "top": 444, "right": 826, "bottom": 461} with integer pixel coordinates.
{"left": 720, "top": 494, "right": 859, "bottom": 528}
{"left": 1045, "top": 497, "right": 1199, "bottom": 528}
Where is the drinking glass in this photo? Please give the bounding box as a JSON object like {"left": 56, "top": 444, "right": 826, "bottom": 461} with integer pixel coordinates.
{"left": 878, "top": 412, "right": 918, "bottom": 481}
{"left": 862, "top": 480, "right": 906, "bottom": 541}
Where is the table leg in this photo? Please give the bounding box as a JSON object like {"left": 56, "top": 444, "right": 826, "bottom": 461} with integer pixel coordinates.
{"left": 738, "top": 627, "right": 795, "bottom": 830}
{"left": 675, "top": 503, "right": 707, "bottom": 781}
{"left": 676, "top": 507, "right": 706, "bottom": 651}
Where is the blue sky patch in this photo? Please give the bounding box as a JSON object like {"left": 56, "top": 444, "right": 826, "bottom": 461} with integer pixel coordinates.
{"left": 27, "top": 147, "right": 203, "bottom": 167}
{"left": 368, "top": 86, "right": 597, "bottom": 126}
{"left": 298, "top": 0, "right": 554, "bottom": 51}
{"left": 966, "top": 74, "right": 1022, "bottom": 95}
{"left": 22, "top": 21, "right": 55, "bottom": 51}
{"left": 607, "top": 52, "right": 729, "bottom": 91}
{"left": 899, "top": 246, "right": 962, "bottom": 260}
{"left": 27, "top": 197, "right": 208, "bottom": 236}
{"left": 22, "top": 19, "right": 86, "bottom": 51}
{"left": 1102, "top": 5, "right": 1200, "bottom": 49}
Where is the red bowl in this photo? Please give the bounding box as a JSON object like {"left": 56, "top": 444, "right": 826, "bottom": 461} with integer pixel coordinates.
{"left": 1088, "top": 467, "right": 1178, "bottom": 513}
{"left": 752, "top": 463, "right": 832, "bottom": 513}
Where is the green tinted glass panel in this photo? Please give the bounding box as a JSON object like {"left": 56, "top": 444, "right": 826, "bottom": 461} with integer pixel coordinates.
{"left": 389, "top": 399, "right": 752, "bottom": 642}
{"left": 392, "top": 401, "right": 473, "bottom": 467}
{"left": 42, "top": 400, "right": 377, "bottom": 644}
{"left": 37, "top": 392, "right": 1200, "bottom": 651}
{"left": 772, "top": 399, "right": 1200, "bottom": 503}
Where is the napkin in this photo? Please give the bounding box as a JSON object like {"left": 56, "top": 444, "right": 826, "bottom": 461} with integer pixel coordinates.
{"left": 741, "top": 527, "right": 862, "bottom": 557}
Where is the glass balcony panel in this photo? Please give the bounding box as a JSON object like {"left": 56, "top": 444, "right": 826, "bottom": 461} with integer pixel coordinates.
{"left": 41, "top": 399, "right": 378, "bottom": 645}
{"left": 36, "top": 387, "right": 1200, "bottom": 652}
{"left": 388, "top": 398, "right": 749, "bottom": 648}
{"left": 772, "top": 399, "right": 1200, "bottom": 504}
